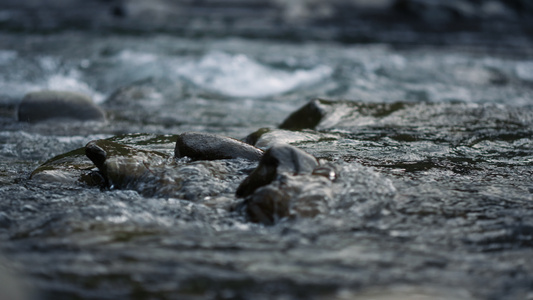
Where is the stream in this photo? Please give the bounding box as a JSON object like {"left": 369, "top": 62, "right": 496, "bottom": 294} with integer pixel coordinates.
{"left": 1, "top": 1, "right": 533, "bottom": 299}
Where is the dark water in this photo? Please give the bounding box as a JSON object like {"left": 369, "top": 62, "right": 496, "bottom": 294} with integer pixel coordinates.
{"left": 1, "top": 1, "right": 533, "bottom": 299}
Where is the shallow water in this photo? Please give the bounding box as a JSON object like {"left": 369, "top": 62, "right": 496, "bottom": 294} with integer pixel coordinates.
{"left": 0, "top": 31, "right": 533, "bottom": 300}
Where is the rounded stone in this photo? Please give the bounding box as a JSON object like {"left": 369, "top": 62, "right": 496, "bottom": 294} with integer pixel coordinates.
{"left": 243, "top": 174, "right": 333, "bottom": 225}
{"left": 17, "top": 90, "right": 105, "bottom": 123}
{"left": 236, "top": 143, "right": 318, "bottom": 198}
{"left": 175, "top": 132, "right": 264, "bottom": 161}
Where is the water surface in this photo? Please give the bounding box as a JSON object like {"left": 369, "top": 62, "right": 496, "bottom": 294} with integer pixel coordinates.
{"left": 0, "top": 31, "right": 532, "bottom": 299}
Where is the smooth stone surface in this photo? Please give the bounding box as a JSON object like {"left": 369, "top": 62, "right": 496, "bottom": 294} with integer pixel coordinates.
{"left": 17, "top": 90, "right": 105, "bottom": 123}
{"left": 236, "top": 144, "right": 318, "bottom": 198}
{"left": 175, "top": 132, "right": 264, "bottom": 161}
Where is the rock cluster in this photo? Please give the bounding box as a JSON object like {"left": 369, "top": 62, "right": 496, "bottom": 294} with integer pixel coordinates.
{"left": 29, "top": 99, "right": 341, "bottom": 224}
{"left": 235, "top": 144, "right": 337, "bottom": 225}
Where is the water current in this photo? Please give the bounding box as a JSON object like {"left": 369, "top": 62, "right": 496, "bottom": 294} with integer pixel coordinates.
{"left": 0, "top": 31, "right": 532, "bottom": 300}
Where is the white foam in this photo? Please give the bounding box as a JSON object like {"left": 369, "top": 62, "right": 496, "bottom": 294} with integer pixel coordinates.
{"left": 0, "top": 50, "right": 17, "bottom": 65}
{"left": 175, "top": 51, "right": 332, "bottom": 98}
{"left": 516, "top": 61, "right": 533, "bottom": 82}
{"left": 44, "top": 71, "right": 105, "bottom": 104}
{"left": 0, "top": 58, "right": 105, "bottom": 104}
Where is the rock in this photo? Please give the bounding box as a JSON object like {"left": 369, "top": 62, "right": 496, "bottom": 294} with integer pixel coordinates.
{"left": 85, "top": 139, "right": 168, "bottom": 189}
{"left": 244, "top": 127, "right": 338, "bottom": 149}
{"left": 236, "top": 144, "right": 318, "bottom": 198}
{"left": 278, "top": 98, "right": 329, "bottom": 130}
{"left": 29, "top": 147, "right": 100, "bottom": 186}
{"left": 30, "top": 134, "right": 178, "bottom": 187}
{"left": 243, "top": 174, "right": 333, "bottom": 225}
{"left": 243, "top": 185, "right": 288, "bottom": 225}
{"left": 243, "top": 127, "right": 271, "bottom": 146}
{"left": 235, "top": 144, "right": 338, "bottom": 224}
{"left": 175, "top": 132, "right": 264, "bottom": 161}
{"left": 17, "top": 90, "right": 105, "bottom": 123}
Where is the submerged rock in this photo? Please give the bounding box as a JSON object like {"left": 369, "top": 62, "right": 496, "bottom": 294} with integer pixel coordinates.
{"left": 175, "top": 132, "right": 264, "bottom": 161}
{"left": 17, "top": 90, "right": 105, "bottom": 123}
{"left": 236, "top": 144, "right": 319, "bottom": 198}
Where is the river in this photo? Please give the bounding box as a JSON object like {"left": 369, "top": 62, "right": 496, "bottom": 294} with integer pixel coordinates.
{"left": 1, "top": 1, "right": 533, "bottom": 299}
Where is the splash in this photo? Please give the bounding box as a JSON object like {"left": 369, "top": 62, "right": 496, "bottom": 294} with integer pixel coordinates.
{"left": 175, "top": 51, "right": 332, "bottom": 98}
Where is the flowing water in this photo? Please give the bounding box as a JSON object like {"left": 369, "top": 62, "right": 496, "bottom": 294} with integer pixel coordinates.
{"left": 0, "top": 28, "right": 533, "bottom": 300}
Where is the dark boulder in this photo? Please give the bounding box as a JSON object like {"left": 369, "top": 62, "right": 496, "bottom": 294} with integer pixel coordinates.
{"left": 278, "top": 98, "right": 329, "bottom": 130}
{"left": 236, "top": 144, "right": 318, "bottom": 198}
{"left": 175, "top": 132, "right": 264, "bottom": 161}
{"left": 17, "top": 90, "right": 105, "bottom": 123}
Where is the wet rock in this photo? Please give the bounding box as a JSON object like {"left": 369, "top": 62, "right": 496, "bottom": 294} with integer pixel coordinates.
{"left": 244, "top": 127, "right": 338, "bottom": 150}
{"left": 279, "top": 98, "right": 329, "bottom": 130}
{"left": 236, "top": 144, "right": 318, "bottom": 198}
{"left": 29, "top": 147, "right": 99, "bottom": 185}
{"left": 175, "top": 132, "right": 264, "bottom": 161}
{"left": 243, "top": 174, "right": 333, "bottom": 225}
{"left": 29, "top": 134, "right": 178, "bottom": 188}
{"left": 243, "top": 127, "right": 271, "bottom": 146}
{"left": 17, "top": 90, "right": 105, "bottom": 123}
{"left": 85, "top": 139, "right": 168, "bottom": 189}
{"left": 236, "top": 144, "right": 338, "bottom": 224}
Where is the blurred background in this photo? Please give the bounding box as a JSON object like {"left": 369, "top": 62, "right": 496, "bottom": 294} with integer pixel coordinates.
{"left": 0, "top": 0, "right": 532, "bottom": 49}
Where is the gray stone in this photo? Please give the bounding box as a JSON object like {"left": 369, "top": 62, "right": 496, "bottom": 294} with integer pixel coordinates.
{"left": 236, "top": 144, "right": 318, "bottom": 198}
{"left": 17, "top": 90, "right": 105, "bottom": 123}
{"left": 85, "top": 139, "right": 168, "bottom": 189}
{"left": 175, "top": 132, "right": 264, "bottom": 161}
{"left": 243, "top": 174, "right": 333, "bottom": 225}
